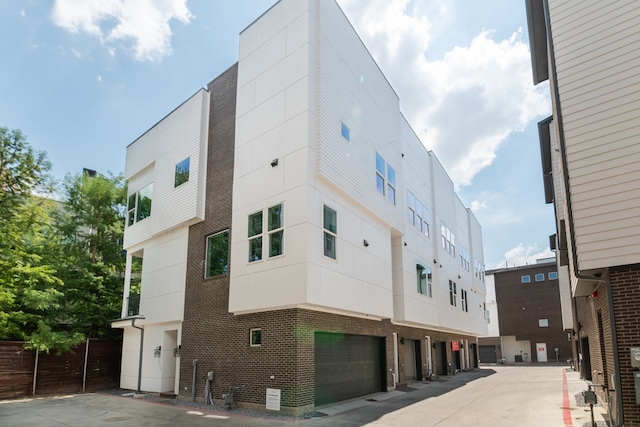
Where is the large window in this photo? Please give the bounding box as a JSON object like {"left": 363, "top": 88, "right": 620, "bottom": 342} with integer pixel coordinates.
{"left": 441, "top": 223, "right": 455, "bottom": 257}
{"left": 248, "top": 203, "right": 284, "bottom": 262}
{"left": 205, "top": 230, "right": 229, "bottom": 278}
{"left": 417, "top": 264, "right": 433, "bottom": 297}
{"left": 375, "top": 152, "right": 396, "bottom": 204}
{"left": 127, "top": 183, "right": 153, "bottom": 226}
{"left": 174, "top": 157, "right": 190, "bottom": 187}
{"left": 323, "top": 205, "right": 337, "bottom": 259}
{"left": 407, "top": 191, "right": 430, "bottom": 237}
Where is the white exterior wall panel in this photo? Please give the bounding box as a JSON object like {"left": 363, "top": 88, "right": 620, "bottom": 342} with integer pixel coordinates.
{"left": 316, "top": 0, "right": 404, "bottom": 233}
{"left": 123, "top": 89, "right": 210, "bottom": 250}
{"left": 549, "top": 0, "right": 640, "bottom": 271}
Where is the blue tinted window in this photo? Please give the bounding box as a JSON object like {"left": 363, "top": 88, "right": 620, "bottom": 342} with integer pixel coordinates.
{"left": 341, "top": 122, "right": 350, "bottom": 141}
{"left": 521, "top": 275, "right": 531, "bottom": 283}
{"left": 375, "top": 152, "right": 385, "bottom": 175}
{"left": 535, "top": 273, "right": 545, "bottom": 282}
{"left": 548, "top": 271, "right": 558, "bottom": 280}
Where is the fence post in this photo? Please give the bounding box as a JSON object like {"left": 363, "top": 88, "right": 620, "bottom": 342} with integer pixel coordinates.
{"left": 82, "top": 339, "right": 90, "bottom": 393}
{"left": 32, "top": 348, "right": 39, "bottom": 396}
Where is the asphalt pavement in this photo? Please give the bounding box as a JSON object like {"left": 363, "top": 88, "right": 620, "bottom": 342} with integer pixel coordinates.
{"left": 0, "top": 365, "right": 608, "bottom": 427}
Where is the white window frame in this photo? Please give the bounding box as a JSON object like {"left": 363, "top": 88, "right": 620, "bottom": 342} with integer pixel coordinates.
{"left": 323, "top": 205, "right": 337, "bottom": 260}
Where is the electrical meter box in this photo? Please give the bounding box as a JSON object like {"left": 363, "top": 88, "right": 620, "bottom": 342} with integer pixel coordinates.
{"left": 583, "top": 390, "right": 597, "bottom": 405}
{"left": 631, "top": 348, "right": 640, "bottom": 368}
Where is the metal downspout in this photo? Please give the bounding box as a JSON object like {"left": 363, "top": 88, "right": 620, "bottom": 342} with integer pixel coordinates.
{"left": 131, "top": 318, "right": 144, "bottom": 394}
{"left": 541, "top": 1, "right": 623, "bottom": 423}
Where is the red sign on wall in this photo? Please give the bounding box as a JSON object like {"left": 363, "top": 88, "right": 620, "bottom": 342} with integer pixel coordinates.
{"left": 452, "top": 341, "right": 460, "bottom": 352}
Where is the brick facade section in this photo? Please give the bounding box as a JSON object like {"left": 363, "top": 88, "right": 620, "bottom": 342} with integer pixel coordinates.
{"left": 492, "top": 263, "right": 572, "bottom": 362}
{"left": 178, "top": 64, "right": 477, "bottom": 414}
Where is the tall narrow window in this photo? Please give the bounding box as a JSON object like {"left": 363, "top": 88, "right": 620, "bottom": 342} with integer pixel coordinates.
{"left": 375, "top": 152, "right": 396, "bottom": 205}
{"left": 417, "top": 264, "right": 433, "bottom": 297}
{"left": 174, "top": 157, "right": 190, "bottom": 187}
{"left": 205, "top": 230, "right": 229, "bottom": 277}
{"left": 461, "top": 289, "right": 468, "bottom": 312}
{"left": 323, "top": 205, "right": 337, "bottom": 259}
{"left": 387, "top": 165, "right": 396, "bottom": 204}
{"left": 127, "top": 183, "right": 153, "bottom": 226}
{"left": 268, "top": 204, "right": 284, "bottom": 257}
{"left": 441, "top": 223, "right": 455, "bottom": 256}
{"left": 137, "top": 183, "right": 153, "bottom": 222}
{"left": 407, "top": 191, "right": 416, "bottom": 225}
{"left": 341, "top": 122, "right": 350, "bottom": 141}
{"left": 248, "top": 211, "right": 263, "bottom": 262}
{"left": 449, "top": 280, "right": 457, "bottom": 306}
{"left": 375, "top": 152, "right": 385, "bottom": 195}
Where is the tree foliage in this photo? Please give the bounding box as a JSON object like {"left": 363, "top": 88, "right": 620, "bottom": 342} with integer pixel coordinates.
{"left": 50, "top": 172, "right": 127, "bottom": 340}
{"left": 1, "top": 126, "right": 126, "bottom": 354}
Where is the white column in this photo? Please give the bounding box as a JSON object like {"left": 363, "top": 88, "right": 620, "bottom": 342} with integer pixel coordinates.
{"left": 121, "top": 253, "right": 133, "bottom": 318}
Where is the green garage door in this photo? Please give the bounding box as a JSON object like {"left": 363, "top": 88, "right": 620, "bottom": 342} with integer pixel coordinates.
{"left": 314, "top": 332, "right": 385, "bottom": 406}
{"left": 479, "top": 345, "right": 497, "bottom": 363}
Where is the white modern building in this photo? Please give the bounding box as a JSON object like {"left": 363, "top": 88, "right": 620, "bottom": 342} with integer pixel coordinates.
{"left": 113, "top": 0, "right": 487, "bottom": 414}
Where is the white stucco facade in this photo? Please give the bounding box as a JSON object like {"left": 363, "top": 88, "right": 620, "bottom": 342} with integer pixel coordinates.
{"left": 229, "top": 0, "right": 486, "bottom": 337}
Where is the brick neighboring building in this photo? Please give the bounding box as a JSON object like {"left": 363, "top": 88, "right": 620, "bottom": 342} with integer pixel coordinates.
{"left": 112, "top": 0, "right": 487, "bottom": 415}
{"left": 526, "top": 0, "right": 640, "bottom": 425}
{"left": 479, "top": 260, "right": 571, "bottom": 364}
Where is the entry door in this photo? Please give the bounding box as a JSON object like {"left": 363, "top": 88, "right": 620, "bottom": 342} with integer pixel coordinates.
{"left": 403, "top": 340, "right": 416, "bottom": 380}
{"left": 536, "top": 343, "right": 548, "bottom": 362}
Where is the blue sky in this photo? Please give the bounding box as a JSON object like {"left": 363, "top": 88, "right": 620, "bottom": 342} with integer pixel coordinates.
{"left": 0, "top": 0, "right": 554, "bottom": 269}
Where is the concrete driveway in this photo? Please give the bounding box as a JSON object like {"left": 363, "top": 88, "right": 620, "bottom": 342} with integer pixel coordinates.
{"left": 0, "top": 366, "right": 608, "bottom": 427}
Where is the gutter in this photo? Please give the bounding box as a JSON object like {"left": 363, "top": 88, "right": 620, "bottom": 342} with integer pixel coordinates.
{"left": 130, "top": 317, "right": 144, "bottom": 394}
{"left": 541, "top": 1, "right": 623, "bottom": 424}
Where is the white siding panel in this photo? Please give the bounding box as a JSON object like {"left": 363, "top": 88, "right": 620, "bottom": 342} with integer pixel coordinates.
{"left": 550, "top": 0, "right": 640, "bottom": 270}
{"left": 123, "top": 89, "right": 209, "bottom": 250}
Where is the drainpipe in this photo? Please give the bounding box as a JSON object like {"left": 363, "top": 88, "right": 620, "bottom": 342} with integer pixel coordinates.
{"left": 131, "top": 318, "right": 144, "bottom": 394}
{"left": 541, "top": 0, "right": 623, "bottom": 424}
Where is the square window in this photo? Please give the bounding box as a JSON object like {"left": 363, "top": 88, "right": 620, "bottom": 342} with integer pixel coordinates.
{"left": 174, "top": 157, "right": 190, "bottom": 187}
{"left": 250, "top": 328, "right": 262, "bottom": 346}
{"left": 548, "top": 271, "right": 558, "bottom": 280}
{"left": 341, "top": 122, "right": 350, "bottom": 141}
{"left": 521, "top": 275, "right": 531, "bottom": 283}
{"left": 539, "top": 319, "right": 549, "bottom": 327}
{"left": 535, "top": 273, "right": 545, "bottom": 282}
{"left": 205, "top": 230, "right": 229, "bottom": 278}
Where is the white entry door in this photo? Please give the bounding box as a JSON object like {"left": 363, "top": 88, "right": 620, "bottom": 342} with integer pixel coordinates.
{"left": 536, "top": 343, "right": 548, "bottom": 362}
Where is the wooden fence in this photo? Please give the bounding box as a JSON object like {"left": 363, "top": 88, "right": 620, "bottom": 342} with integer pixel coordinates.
{"left": 0, "top": 339, "right": 122, "bottom": 400}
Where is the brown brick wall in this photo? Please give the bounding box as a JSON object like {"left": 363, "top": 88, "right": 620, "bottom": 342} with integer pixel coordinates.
{"left": 610, "top": 266, "right": 640, "bottom": 426}
{"left": 493, "top": 264, "right": 572, "bottom": 362}
{"left": 178, "top": 63, "right": 478, "bottom": 413}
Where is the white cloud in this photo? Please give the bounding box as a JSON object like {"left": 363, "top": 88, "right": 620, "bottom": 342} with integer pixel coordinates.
{"left": 97, "top": 75, "right": 103, "bottom": 83}
{"left": 20, "top": 10, "right": 26, "bottom": 17}
{"left": 337, "top": 0, "right": 550, "bottom": 188}
{"left": 470, "top": 200, "right": 488, "bottom": 212}
{"left": 495, "top": 243, "right": 554, "bottom": 269}
{"left": 51, "top": 0, "right": 193, "bottom": 61}
{"left": 71, "top": 48, "right": 82, "bottom": 59}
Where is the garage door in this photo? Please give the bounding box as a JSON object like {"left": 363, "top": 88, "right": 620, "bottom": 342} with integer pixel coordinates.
{"left": 479, "top": 345, "right": 497, "bottom": 363}
{"left": 314, "top": 332, "right": 385, "bottom": 406}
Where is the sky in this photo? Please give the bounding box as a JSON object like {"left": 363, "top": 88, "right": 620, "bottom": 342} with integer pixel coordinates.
{"left": 0, "top": 0, "right": 555, "bottom": 270}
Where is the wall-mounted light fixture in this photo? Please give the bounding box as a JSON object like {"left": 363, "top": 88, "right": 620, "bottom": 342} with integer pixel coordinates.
{"left": 399, "top": 338, "right": 404, "bottom": 345}
{"left": 174, "top": 345, "right": 181, "bottom": 357}
{"left": 363, "top": 239, "right": 369, "bottom": 247}
{"left": 271, "top": 158, "right": 279, "bottom": 167}
{"left": 458, "top": 274, "right": 461, "bottom": 279}
{"left": 154, "top": 346, "right": 162, "bottom": 357}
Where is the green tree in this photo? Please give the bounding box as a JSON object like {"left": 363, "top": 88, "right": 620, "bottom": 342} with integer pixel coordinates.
{"left": 50, "top": 172, "right": 127, "bottom": 339}
{"left": 0, "top": 127, "right": 82, "bottom": 353}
